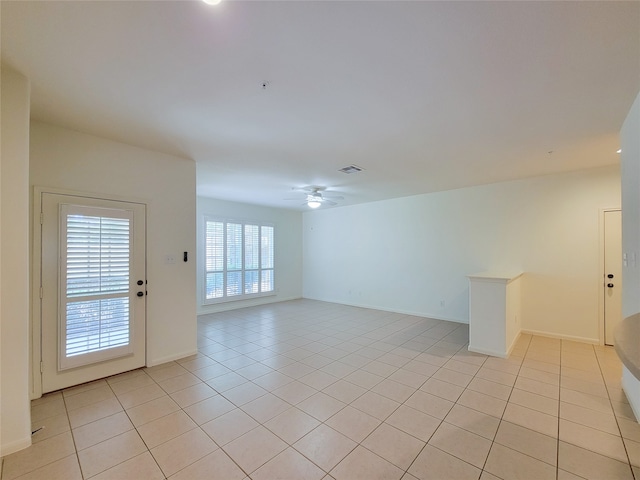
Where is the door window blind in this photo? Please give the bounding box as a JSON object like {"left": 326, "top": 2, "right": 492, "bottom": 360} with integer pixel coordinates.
{"left": 59, "top": 204, "right": 134, "bottom": 370}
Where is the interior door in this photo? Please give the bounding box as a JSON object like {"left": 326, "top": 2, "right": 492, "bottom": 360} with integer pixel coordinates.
{"left": 604, "top": 209, "right": 622, "bottom": 346}
{"left": 40, "top": 192, "right": 146, "bottom": 393}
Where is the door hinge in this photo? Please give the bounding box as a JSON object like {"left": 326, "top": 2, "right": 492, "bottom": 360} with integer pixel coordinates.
{"left": 40, "top": 361, "right": 44, "bottom": 373}
{"left": 40, "top": 287, "right": 43, "bottom": 299}
{"left": 40, "top": 212, "right": 43, "bottom": 225}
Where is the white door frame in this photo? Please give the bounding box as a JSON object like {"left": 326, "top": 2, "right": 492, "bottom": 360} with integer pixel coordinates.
{"left": 598, "top": 207, "right": 622, "bottom": 346}
{"left": 31, "top": 187, "right": 148, "bottom": 400}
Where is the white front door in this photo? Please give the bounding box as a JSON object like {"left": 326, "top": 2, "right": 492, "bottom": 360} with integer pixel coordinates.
{"left": 39, "top": 192, "right": 147, "bottom": 393}
{"left": 604, "top": 209, "right": 622, "bottom": 346}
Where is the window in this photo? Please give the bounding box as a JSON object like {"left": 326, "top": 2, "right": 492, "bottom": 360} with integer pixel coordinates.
{"left": 204, "top": 217, "right": 274, "bottom": 302}
{"left": 59, "top": 204, "right": 134, "bottom": 370}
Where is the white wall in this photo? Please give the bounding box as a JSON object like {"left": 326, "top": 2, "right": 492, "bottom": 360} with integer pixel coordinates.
{"left": 197, "top": 197, "right": 303, "bottom": 315}
{"left": 621, "top": 92, "right": 640, "bottom": 318}
{"left": 1, "top": 67, "right": 32, "bottom": 455}
{"left": 30, "top": 122, "right": 197, "bottom": 368}
{"left": 303, "top": 166, "right": 620, "bottom": 343}
{"left": 619, "top": 91, "right": 640, "bottom": 420}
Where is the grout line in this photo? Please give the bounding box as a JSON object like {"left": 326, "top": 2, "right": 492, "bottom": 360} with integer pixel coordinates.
{"left": 58, "top": 387, "right": 86, "bottom": 479}
{"left": 27, "top": 302, "right": 635, "bottom": 480}
{"left": 105, "top": 374, "right": 163, "bottom": 480}
{"left": 557, "top": 342, "right": 564, "bottom": 480}
{"left": 479, "top": 333, "right": 532, "bottom": 478}
{"left": 594, "top": 343, "right": 637, "bottom": 480}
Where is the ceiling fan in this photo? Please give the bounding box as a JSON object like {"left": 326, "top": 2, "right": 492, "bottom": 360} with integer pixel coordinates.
{"left": 286, "top": 186, "right": 344, "bottom": 208}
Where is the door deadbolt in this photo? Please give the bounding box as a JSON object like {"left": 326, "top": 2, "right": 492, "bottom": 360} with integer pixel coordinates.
{"left": 607, "top": 274, "right": 614, "bottom": 279}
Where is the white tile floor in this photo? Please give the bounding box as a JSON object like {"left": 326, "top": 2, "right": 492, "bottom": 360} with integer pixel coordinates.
{"left": 3, "top": 299, "right": 640, "bottom": 479}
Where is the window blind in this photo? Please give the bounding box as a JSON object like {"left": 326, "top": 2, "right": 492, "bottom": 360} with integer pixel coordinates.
{"left": 205, "top": 221, "right": 224, "bottom": 299}
{"left": 204, "top": 218, "right": 274, "bottom": 302}
{"left": 60, "top": 205, "right": 134, "bottom": 369}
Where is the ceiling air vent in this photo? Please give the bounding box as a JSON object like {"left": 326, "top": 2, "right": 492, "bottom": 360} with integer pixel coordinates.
{"left": 339, "top": 165, "right": 363, "bottom": 174}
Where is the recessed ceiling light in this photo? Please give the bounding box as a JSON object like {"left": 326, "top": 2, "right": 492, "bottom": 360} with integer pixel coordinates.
{"left": 617, "top": 149, "right": 622, "bottom": 154}
{"left": 203, "top": 0, "right": 222, "bottom": 5}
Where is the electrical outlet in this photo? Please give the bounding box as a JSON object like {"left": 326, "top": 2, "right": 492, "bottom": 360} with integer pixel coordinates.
{"left": 165, "top": 254, "right": 176, "bottom": 264}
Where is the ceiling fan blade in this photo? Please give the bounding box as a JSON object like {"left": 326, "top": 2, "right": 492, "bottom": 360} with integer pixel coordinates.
{"left": 321, "top": 194, "right": 344, "bottom": 200}
{"left": 321, "top": 199, "right": 338, "bottom": 206}
{"left": 291, "top": 186, "right": 324, "bottom": 194}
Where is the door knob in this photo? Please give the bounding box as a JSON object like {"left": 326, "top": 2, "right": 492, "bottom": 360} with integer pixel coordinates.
{"left": 607, "top": 274, "right": 614, "bottom": 279}
{"left": 607, "top": 283, "right": 614, "bottom": 288}
{"left": 137, "top": 291, "right": 144, "bottom": 297}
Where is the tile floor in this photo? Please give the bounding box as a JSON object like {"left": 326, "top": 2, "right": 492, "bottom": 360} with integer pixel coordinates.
{"left": 2, "top": 299, "right": 640, "bottom": 479}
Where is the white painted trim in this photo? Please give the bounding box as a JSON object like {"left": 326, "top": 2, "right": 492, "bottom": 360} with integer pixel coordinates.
{"left": 521, "top": 329, "right": 599, "bottom": 345}
{"left": 33, "top": 185, "right": 149, "bottom": 207}
{"left": 31, "top": 188, "right": 44, "bottom": 401}
{"left": 467, "top": 272, "right": 523, "bottom": 283}
{"left": 505, "top": 330, "right": 522, "bottom": 357}
{"left": 468, "top": 345, "right": 508, "bottom": 358}
{"left": 31, "top": 186, "right": 150, "bottom": 399}
{"left": 622, "top": 366, "right": 640, "bottom": 422}
{"left": 146, "top": 349, "right": 199, "bottom": 368}
{"left": 599, "top": 207, "right": 622, "bottom": 346}
{"left": 197, "top": 295, "right": 302, "bottom": 316}
{"left": 302, "top": 296, "right": 469, "bottom": 324}
{"left": 1, "top": 437, "right": 32, "bottom": 457}
{"left": 469, "top": 330, "right": 521, "bottom": 358}
{"left": 204, "top": 291, "right": 277, "bottom": 307}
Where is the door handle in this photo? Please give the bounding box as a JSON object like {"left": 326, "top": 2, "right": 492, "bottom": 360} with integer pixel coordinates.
{"left": 137, "top": 291, "right": 144, "bottom": 297}
{"left": 607, "top": 283, "right": 614, "bottom": 288}
{"left": 607, "top": 274, "right": 614, "bottom": 279}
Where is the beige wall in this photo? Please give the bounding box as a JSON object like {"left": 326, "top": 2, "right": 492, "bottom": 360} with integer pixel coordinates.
{"left": 1, "top": 66, "right": 32, "bottom": 455}
{"left": 303, "top": 166, "right": 621, "bottom": 343}
{"left": 30, "top": 122, "right": 198, "bottom": 371}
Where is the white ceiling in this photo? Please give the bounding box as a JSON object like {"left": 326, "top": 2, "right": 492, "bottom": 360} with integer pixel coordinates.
{"left": 2, "top": 1, "right": 639, "bottom": 210}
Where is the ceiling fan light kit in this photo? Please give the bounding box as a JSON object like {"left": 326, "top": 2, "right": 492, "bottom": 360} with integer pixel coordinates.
{"left": 307, "top": 197, "right": 322, "bottom": 209}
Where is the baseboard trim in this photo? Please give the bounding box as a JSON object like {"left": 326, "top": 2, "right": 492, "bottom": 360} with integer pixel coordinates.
{"left": 468, "top": 330, "right": 522, "bottom": 359}
{"left": 622, "top": 366, "right": 640, "bottom": 422}
{"left": 506, "top": 330, "right": 522, "bottom": 357}
{"left": 301, "top": 296, "right": 468, "bottom": 325}
{"left": 468, "top": 345, "right": 509, "bottom": 358}
{"left": 147, "top": 349, "right": 199, "bottom": 368}
{"left": 197, "top": 295, "right": 302, "bottom": 316}
{"left": 1, "top": 436, "right": 32, "bottom": 457}
{"left": 521, "top": 329, "right": 599, "bottom": 345}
